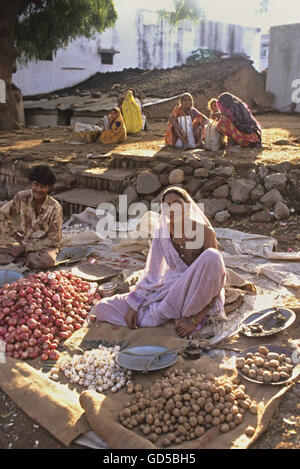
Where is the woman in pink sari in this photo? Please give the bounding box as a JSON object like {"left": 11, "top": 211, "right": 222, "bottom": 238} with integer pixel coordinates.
{"left": 92, "top": 187, "right": 226, "bottom": 337}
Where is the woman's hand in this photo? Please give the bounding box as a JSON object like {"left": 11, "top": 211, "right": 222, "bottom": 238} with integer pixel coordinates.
{"left": 125, "top": 307, "right": 139, "bottom": 329}
{"left": 179, "top": 131, "right": 188, "bottom": 144}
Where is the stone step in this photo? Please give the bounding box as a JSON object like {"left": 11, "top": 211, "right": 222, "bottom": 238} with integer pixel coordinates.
{"left": 74, "top": 168, "right": 137, "bottom": 193}
{"left": 54, "top": 188, "right": 117, "bottom": 217}
{"left": 109, "top": 150, "right": 158, "bottom": 170}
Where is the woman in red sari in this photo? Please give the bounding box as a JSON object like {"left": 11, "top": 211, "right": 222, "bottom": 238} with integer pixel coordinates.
{"left": 216, "top": 93, "right": 262, "bottom": 148}
{"left": 165, "top": 93, "right": 209, "bottom": 149}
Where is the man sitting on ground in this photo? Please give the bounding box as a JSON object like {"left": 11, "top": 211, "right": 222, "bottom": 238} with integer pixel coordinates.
{"left": 0, "top": 165, "right": 62, "bottom": 268}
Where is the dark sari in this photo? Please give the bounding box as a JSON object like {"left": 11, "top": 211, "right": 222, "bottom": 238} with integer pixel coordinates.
{"left": 217, "top": 93, "right": 262, "bottom": 147}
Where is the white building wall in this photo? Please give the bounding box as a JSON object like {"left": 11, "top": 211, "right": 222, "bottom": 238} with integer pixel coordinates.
{"left": 266, "top": 23, "right": 300, "bottom": 112}
{"left": 13, "top": 4, "right": 261, "bottom": 96}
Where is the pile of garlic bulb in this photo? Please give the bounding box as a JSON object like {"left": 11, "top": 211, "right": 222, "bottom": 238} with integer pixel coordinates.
{"left": 62, "top": 224, "right": 93, "bottom": 236}
{"left": 50, "top": 344, "right": 132, "bottom": 393}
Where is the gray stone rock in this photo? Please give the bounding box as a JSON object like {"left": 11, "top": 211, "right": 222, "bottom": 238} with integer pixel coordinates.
{"left": 198, "top": 198, "right": 229, "bottom": 218}
{"left": 230, "top": 179, "right": 256, "bottom": 203}
{"left": 169, "top": 168, "right": 185, "bottom": 184}
{"left": 264, "top": 173, "right": 287, "bottom": 192}
{"left": 201, "top": 176, "right": 226, "bottom": 193}
{"left": 274, "top": 139, "right": 293, "bottom": 146}
{"left": 199, "top": 157, "right": 214, "bottom": 171}
{"left": 180, "top": 165, "right": 194, "bottom": 176}
{"left": 194, "top": 190, "right": 203, "bottom": 201}
{"left": 213, "top": 184, "right": 230, "bottom": 199}
{"left": 274, "top": 201, "right": 290, "bottom": 220}
{"left": 215, "top": 210, "right": 230, "bottom": 223}
{"left": 250, "top": 185, "right": 265, "bottom": 201}
{"left": 152, "top": 162, "right": 172, "bottom": 174}
{"left": 248, "top": 202, "right": 264, "bottom": 214}
{"left": 259, "top": 166, "right": 268, "bottom": 179}
{"left": 194, "top": 168, "right": 209, "bottom": 179}
{"left": 185, "top": 153, "right": 202, "bottom": 168}
{"left": 159, "top": 173, "right": 169, "bottom": 185}
{"left": 186, "top": 178, "right": 202, "bottom": 195}
{"left": 248, "top": 168, "right": 257, "bottom": 179}
{"left": 227, "top": 204, "right": 246, "bottom": 216}
{"left": 269, "top": 162, "right": 291, "bottom": 173}
{"left": 260, "top": 189, "right": 284, "bottom": 208}
{"left": 212, "top": 166, "right": 234, "bottom": 178}
{"left": 137, "top": 199, "right": 151, "bottom": 211}
{"left": 250, "top": 211, "right": 274, "bottom": 223}
{"left": 123, "top": 185, "right": 139, "bottom": 207}
{"left": 136, "top": 171, "right": 161, "bottom": 195}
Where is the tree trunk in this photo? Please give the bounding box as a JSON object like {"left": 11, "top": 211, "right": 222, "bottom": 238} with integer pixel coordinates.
{"left": 0, "top": 1, "right": 30, "bottom": 130}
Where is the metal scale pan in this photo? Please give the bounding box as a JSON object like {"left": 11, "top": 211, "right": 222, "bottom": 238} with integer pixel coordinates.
{"left": 239, "top": 307, "right": 296, "bottom": 338}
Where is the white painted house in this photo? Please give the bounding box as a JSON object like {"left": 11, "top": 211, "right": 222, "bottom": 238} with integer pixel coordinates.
{"left": 13, "top": 1, "right": 262, "bottom": 96}
{"left": 266, "top": 23, "right": 300, "bottom": 113}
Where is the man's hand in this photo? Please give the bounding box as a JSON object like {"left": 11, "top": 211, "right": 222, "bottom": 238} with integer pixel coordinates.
{"left": 125, "top": 308, "right": 139, "bottom": 329}
{"left": 10, "top": 244, "right": 25, "bottom": 258}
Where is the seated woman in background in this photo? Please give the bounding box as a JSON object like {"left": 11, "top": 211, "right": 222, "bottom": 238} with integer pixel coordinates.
{"left": 215, "top": 92, "right": 262, "bottom": 148}
{"left": 165, "top": 93, "right": 209, "bottom": 149}
{"left": 99, "top": 107, "right": 127, "bottom": 144}
{"left": 121, "top": 89, "right": 143, "bottom": 134}
{"left": 91, "top": 187, "right": 227, "bottom": 338}
{"left": 207, "top": 98, "right": 221, "bottom": 121}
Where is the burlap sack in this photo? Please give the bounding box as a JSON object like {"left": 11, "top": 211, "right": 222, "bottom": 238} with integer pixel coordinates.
{"left": 1, "top": 316, "right": 299, "bottom": 448}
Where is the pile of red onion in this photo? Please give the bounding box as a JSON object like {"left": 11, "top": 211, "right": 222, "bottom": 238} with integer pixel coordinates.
{"left": 0, "top": 271, "right": 101, "bottom": 361}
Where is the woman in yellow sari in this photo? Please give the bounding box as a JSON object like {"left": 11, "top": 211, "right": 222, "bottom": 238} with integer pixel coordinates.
{"left": 99, "top": 107, "right": 127, "bottom": 144}
{"left": 121, "top": 89, "right": 143, "bottom": 134}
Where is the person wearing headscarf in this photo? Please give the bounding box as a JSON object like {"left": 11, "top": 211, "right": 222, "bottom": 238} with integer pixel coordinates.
{"left": 99, "top": 107, "right": 127, "bottom": 144}
{"left": 165, "top": 93, "right": 209, "bottom": 149}
{"left": 207, "top": 98, "right": 221, "bottom": 121}
{"left": 91, "top": 187, "right": 226, "bottom": 337}
{"left": 216, "top": 92, "right": 262, "bottom": 148}
{"left": 126, "top": 88, "right": 147, "bottom": 130}
{"left": 121, "top": 89, "right": 143, "bottom": 134}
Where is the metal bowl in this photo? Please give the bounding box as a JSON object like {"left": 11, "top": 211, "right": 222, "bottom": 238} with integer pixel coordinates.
{"left": 117, "top": 345, "right": 178, "bottom": 372}
{"left": 0, "top": 270, "right": 24, "bottom": 289}
{"left": 239, "top": 307, "right": 296, "bottom": 338}
{"left": 236, "top": 344, "right": 300, "bottom": 386}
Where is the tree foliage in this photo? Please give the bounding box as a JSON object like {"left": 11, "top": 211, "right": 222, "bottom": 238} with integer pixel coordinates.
{"left": 158, "top": 0, "right": 205, "bottom": 26}
{"left": 15, "top": 0, "right": 117, "bottom": 63}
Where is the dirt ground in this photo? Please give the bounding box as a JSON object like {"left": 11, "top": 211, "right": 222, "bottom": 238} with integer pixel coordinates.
{"left": 0, "top": 113, "right": 299, "bottom": 449}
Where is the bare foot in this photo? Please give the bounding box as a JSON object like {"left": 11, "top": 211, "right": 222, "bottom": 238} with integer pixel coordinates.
{"left": 175, "top": 318, "right": 197, "bottom": 338}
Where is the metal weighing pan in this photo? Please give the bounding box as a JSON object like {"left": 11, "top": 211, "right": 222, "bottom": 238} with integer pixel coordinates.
{"left": 0, "top": 270, "right": 24, "bottom": 288}
{"left": 239, "top": 307, "right": 296, "bottom": 338}
{"left": 71, "top": 263, "right": 120, "bottom": 282}
{"left": 236, "top": 344, "right": 300, "bottom": 386}
{"left": 117, "top": 345, "right": 178, "bottom": 372}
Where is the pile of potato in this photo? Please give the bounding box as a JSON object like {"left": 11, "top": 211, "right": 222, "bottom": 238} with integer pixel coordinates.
{"left": 119, "top": 367, "right": 257, "bottom": 446}
{"left": 236, "top": 346, "right": 293, "bottom": 383}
